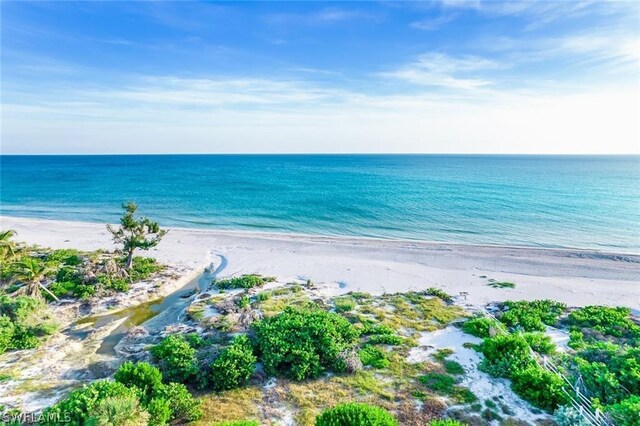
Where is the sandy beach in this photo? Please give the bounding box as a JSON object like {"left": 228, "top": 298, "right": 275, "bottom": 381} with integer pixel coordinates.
{"left": 2, "top": 215, "right": 638, "bottom": 311}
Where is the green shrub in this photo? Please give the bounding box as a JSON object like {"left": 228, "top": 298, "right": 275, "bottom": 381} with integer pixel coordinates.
{"left": 254, "top": 307, "right": 360, "bottom": 380}
{"left": 151, "top": 335, "right": 198, "bottom": 383}
{"left": 47, "top": 249, "right": 82, "bottom": 266}
{"left": 256, "top": 292, "right": 271, "bottom": 302}
{"left": 572, "top": 357, "right": 625, "bottom": 405}
{"left": 510, "top": 366, "right": 568, "bottom": 412}
{"left": 554, "top": 405, "right": 592, "bottom": 426}
{"left": 0, "top": 315, "right": 14, "bottom": 354}
{"left": 607, "top": 395, "right": 640, "bottom": 426}
{"left": 101, "top": 276, "right": 130, "bottom": 293}
{"left": 362, "top": 323, "right": 395, "bottom": 336}
{"left": 315, "top": 402, "right": 398, "bottom": 426}
{"left": 359, "top": 346, "right": 390, "bottom": 369}
{"left": 209, "top": 334, "right": 256, "bottom": 391}
{"left": 522, "top": 332, "right": 556, "bottom": 354}
{"left": 152, "top": 382, "right": 202, "bottom": 423}
{"left": 487, "top": 281, "right": 516, "bottom": 289}
{"left": 127, "top": 257, "right": 163, "bottom": 281}
{"left": 183, "top": 333, "right": 205, "bottom": 349}
{"left": 114, "top": 361, "right": 164, "bottom": 402}
{"left": 367, "top": 334, "right": 404, "bottom": 346}
{"left": 424, "top": 288, "right": 453, "bottom": 303}
{"left": 334, "top": 297, "right": 356, "bottom": 313}
{"left": 236, "top": 294, "right": 250, "bottom": 309}
{"left": 215, "top": 275, "right": 266, "bottom": 289}
{"left": 48, "top": 281, "right": 78, "bottom": 299}
{"left": 72, "top": 283, "right": 96, "bottom": 300}
{"left": 443, "top": 360, "right": 465, "bottom": 375}
{"left": 500, "top": 300, "right": 566, "bottom": 331}
{"left": 568, "top": 306, "right": 640, "bottom": 339}
{"left": 420, "top": 372, "right": 456, "bottom": 393}
{"left": 42, "top": 381, "right": 137, "bottom": 425}
{"left": 146, "top": 398, "right": 171, "bottom": 426}
{"left": 462, "top": 316, "right": 495, "bottom": 338}
{"left": 86, "top": 395, "right": 150, "bottom": 426}
{"left": 480, "top": 334, "right": 535, "bottom": 378}
{"left": 9, "top": 326, "right": 40, "bottom": 349}
{"left": 56, "top": 266, "right": 82, "bottom": 284}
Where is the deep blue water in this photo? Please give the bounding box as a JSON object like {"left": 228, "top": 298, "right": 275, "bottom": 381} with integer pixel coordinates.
{"left": 1, "top": 155, "right": 639, "bottom": 253}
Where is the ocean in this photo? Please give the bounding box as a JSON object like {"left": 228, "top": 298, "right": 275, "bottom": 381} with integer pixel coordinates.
{"left": 1, "top": 155, "right": 638, "bottom": 253}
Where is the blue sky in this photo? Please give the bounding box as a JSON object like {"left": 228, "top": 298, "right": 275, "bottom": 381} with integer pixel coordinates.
{"left": 2, "top": 1, "right": 639, "bottom": 154}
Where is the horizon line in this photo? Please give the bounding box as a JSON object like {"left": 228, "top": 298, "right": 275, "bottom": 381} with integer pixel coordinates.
{"left": 2, "top": 152, "right": 639, "bottom": 157}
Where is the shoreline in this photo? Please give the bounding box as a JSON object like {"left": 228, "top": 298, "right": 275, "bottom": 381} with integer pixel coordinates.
{"left": 2, "top": 213, "right": 639, "bottom": 258}
{"left": 2, "top": 215, "right": 639, "bottom": 311}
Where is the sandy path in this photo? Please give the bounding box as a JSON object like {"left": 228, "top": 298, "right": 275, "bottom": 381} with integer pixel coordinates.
{"left": 2, "top": 215, "right": 638, "bottom": 310}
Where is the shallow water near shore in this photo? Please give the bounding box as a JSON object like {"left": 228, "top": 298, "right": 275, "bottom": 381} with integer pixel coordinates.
{"left": 2, "top": 154, "right": 639, "bottom": 252}
{"left": 68, "top": 272, "right": 211, "bottom": 355}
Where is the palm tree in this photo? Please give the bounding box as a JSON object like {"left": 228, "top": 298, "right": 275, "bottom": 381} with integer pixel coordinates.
{"left": 12, "top": 257, "right": 59, "bottom": 301}
{"left": 0, "top": 230, "right": 18, "bottom": 262}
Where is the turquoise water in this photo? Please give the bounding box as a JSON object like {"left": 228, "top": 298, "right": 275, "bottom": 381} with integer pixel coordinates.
{"left": 1, "top": 155, "right": 639, "bottom": 253}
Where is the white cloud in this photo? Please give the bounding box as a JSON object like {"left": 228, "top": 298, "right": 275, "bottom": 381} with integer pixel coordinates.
{"left": 379, "top": 53, "right": 499, "bottom": 89}
{"left": 2, "top": 74, "right": 637, "bottom": 154}
{"left": 410, "top": 14, "right": 455, "bottom": 31}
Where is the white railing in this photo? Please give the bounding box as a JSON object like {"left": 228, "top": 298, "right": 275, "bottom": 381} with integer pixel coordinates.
{"left": 481, "top": 311, "right": 615, "bottom": 426}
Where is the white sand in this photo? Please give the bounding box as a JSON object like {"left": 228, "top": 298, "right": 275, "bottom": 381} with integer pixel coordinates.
{"left": 2, "top": 216, "right": 639, "bottom": 310}
{"left": 408, "top": 326, "right": 547, "bottom": 422}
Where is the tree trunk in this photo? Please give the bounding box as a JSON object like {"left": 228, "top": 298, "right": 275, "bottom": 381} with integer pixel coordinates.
{"left": 125, "top": 249, "right": 134, "bottom": 270}
{"left": 39, "top": 283, "right": 59, "bottom": 302}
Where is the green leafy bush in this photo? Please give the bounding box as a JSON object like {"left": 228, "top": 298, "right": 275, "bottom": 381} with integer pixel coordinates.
{"left": 236, "top": 294, "right": 251, "bottom": 309}
{"left": 568, "top": 306, "right": 640, "bottom": 339}
{"left": 215, "top": 275, "right": 266, "bottom": 289}
{"left": 443, "top": 359, "right": 465, "bottom": 375}
{"left": 334, "top": 297, "right": 356, "bottom": 312}
{"left": 254, "top": 307, "right": 360, "bottom": 380}
{"left": 152, "top": 382, "right": 202, "bottom": 423}
{"left": 114, "top": 361, "right": 164, "bottom": 402}
{"left": 367, "top": 334, "right": 404, "bottom": 346}
{"left": 554, "top": 405, "right": 592, "bottom": 426}
{"left": 0, "top": 315, "right": 14, "bottom": 354}
{"left": 499, "top": 300, "right": 566, "bottom": 331}
{"left": 42, "top": 381, "right": 137, "bottom": 425}
{"left": 151, "top": 335, "right": 198, "bottom": 383}
{"left": 86, "top": 395, "right": 150, "bottom": 426}
{"left": 462, "top": 316, "right": 495, "bottom": 338}
{"left": 126, "top": 256, "right": 164, "bottom": 281}
{"left": 522, "top": 332, "right": 556, "bottom": 354}
{"left": 359, "top": 346, "right": 390, "bottom": 369}
{"left": 510, "top": 366, "right": 568, "bottom": 412}
{"left": 424, "top": 288, "right": 453, "bottom": 303}
{"left": 0, "top": 295, "right": 57, "bottom": 352}
{"left": 361, "top": 323, "right": 395, "bottom": 336}
{"left": 315, "top": 402, "right": 398, "bottom": 426}
{"left": 420, "top": 373, "right": 456, "bottom": 393}
{"left": 146, "top": 398, "right": 171, "bottom": 426}
{"left": 480, "top": 334, "right": 535, "bottom": 378}
{"left": 46, "top": 249, "right": 82, "bottom": 266}
{"left": 256, "top": 291, "right": 271, "bottom": 302}
{"left": 607, "top": 395, "right": 640, "bottom": 426}
{"left": 209, "top": 334, "right": 256, "bottom": 391}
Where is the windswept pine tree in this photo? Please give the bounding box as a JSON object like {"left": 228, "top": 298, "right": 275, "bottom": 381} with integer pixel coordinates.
{"left": 107, "top": 202, "right": 167, "bottom": 270}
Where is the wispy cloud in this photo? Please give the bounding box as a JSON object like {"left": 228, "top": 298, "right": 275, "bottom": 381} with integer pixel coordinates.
{"left": 379, "top": 53, "right": 499, "bottom": 89}
{"left": 410, "top": 14, "right": 455, "bottom": 31}
{"left": 264, "top": 7, "right": 377, "bottom": 27}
